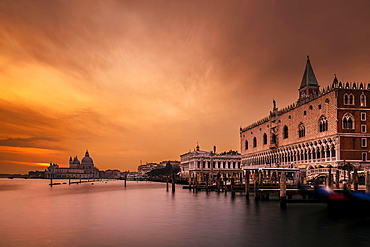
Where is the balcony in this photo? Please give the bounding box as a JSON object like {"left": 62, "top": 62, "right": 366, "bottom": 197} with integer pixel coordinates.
{"left": 269, "top": 143, "right": 277, "bottom": 149}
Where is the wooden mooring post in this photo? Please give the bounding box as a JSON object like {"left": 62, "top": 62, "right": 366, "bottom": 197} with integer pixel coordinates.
{"left": 245, "top": 171, "right": 250, "bottom": 199}
{"left": 188, "top": 173, "right": 192, "bottom": 190}
{"left": 231, "top": 174, "right": 235, "bottom": 196}
{"left": 254, "top": 172, "right": 259, "bottom": 201}
{"left": 347, "top": 166, "right": 352, "bottom": 190}
{"left": 195, "top": 173, "right": 198, "bottom": 193}
{"left": 353, "top": 169, "right": 358, "bottom": 191}
{"left": 328, "top": 168, "right": 333, "bottom": 189}
{"left": 205, "top": 173, "right": 209, "bottom": 192}
{"left": 335, "top": 170, "right": 340, "bottom": 189}
{"left": 166, "top": 175, "right": 169, "bottom": 192}
{"left": 171, "top": 172, "right": 175, "bottom": 193}
{"left": 216, "top": 173, "right": 221, "bottom": 192}
{"left": 224, "top": 176, "right": 227, "bottom": 194}
{"left": 280, "top": 172, "right": 287, "bottom": 209}
{"left": 366, "top": 172, "right": 370, "bottom": 193}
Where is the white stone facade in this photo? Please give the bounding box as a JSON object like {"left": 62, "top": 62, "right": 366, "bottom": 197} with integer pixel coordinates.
{"left": 180, "top": 146, "right": 241, "bottom": 176}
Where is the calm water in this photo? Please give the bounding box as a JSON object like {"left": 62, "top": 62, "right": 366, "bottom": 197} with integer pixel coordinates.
{"left": 0, "top": 179, "right": 369, "bottom": 247}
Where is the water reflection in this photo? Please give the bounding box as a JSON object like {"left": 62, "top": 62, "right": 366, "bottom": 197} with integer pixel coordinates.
{"left": 0, "top": 179, "right": 369, "bottom": 247}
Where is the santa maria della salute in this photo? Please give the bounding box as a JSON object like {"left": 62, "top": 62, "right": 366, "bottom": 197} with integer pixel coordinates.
{"left": 45, "top": 150, "right": 100, "bottom": 179}
{"left": 240, "top": 56, "right": 370, "bottom": 175}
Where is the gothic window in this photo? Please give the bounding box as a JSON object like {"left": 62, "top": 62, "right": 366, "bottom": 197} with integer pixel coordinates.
{"left": 253, "top": 137, "right": 257, "bottom": 148}
{"left": 342, "top": 113, "right": 354, "bottom": 129}
{"left": 349, "top": 94, "right": 354, "bottom": 105}
{"left": 331, "top": 146, "right": 335, "bottom": 157}
{"left": 344, "top": 94, "right": 349, "bottom": 104}
{"left": 360, "top": 93, "right": 366, "bottom": 107}
{"left": 319, "top": 115, "right": 328, "bottom": 132}
{"left": 344, "top": 93, "right": 355, "bottom": 105}
{"left": 263, "top": 133, "right": 267, "bottom": 145}
{"left": 298, "top": 123, "right": 305, "bottom": 138}
{"left": 283, "top": 125, "right": 289, "bottom": 139}
{"left": 245, "top": 140, "right": 248, "bottom": 150}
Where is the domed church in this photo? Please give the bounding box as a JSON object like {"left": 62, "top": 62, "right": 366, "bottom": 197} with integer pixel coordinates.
{"left": 47, "top": 150, "right": 99, "bottom": 179}
{"left": 70, "top": 150, "right": 95, "bottom": 170}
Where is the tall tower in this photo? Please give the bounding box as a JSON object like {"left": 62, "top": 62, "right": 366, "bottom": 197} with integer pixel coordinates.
{"left": 298, "top": 56, "right": 320, "bottom": 100}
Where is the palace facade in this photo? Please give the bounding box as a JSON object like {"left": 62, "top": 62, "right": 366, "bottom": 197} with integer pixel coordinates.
{"left": 180, "top": 144, "right": 241, "bottom": 176}
{"left": 240, "top": 57, "right": 370, "bottom": 172}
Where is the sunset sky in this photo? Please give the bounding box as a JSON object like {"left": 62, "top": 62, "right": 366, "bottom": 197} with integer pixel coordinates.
{"left": 0, "top": 0, "right": 369, "bottom": 173}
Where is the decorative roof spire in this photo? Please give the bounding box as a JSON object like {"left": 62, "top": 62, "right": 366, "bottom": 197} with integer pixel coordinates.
{"left": 85, "top": 150, "right": 89, "bottom": 157}
{"left": 333, "top": 74, "right": 338, "bottom": 83}
{"left": 299, "top": 56, "right": 319, "bottom": 89}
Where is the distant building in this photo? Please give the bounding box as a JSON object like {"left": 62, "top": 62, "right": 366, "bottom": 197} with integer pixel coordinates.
{"left": 138, "top": 163, "right": 161, "bottom": 175}
{"left": 159, "top": 160, "right": 180, "bottom": 169}
{"left": 28, "top": 170, "right": 45, "bottom": 178}
{"left": 45, "top": 150, "right": 100, "bottom": 179}
{"left": 240, "top": 57, "right": 370, "bottom": 174}
{"left": 99, "top": 169, "right": 121, "bottom": 179}
{"left": 180, "top": 144, "right": 241, "bottom": 177}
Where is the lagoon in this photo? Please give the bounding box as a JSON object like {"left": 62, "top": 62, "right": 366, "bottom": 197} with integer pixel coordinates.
{"left": 0, "top": 179, "right": 369, "bottom": 247}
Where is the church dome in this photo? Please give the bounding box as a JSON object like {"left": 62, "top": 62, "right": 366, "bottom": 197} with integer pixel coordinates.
{"left": 81, "top": 150, "right": 94, "bottom": 165}
{"left": 72, "top": 156, "right": 80, "bottom": 164}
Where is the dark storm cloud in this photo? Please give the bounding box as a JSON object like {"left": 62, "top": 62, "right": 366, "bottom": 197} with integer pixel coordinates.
{"left": 0, "top": 137, "right": 60, "bottom": 149}
{"left": 1, "top": 0, "right": 368, "bottom": 86}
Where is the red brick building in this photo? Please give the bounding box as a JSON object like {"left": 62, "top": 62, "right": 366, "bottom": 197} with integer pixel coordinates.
{"left": 240, "top": 57, "right": 370, "bottom": 172}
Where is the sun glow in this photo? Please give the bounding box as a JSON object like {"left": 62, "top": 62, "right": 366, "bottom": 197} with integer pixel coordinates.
{"left": 0, "top": 160, "right": 51, "bottom": 168}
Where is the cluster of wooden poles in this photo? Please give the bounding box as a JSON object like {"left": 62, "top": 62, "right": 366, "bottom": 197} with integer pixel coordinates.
{"left": 184, "top": 168, "right": 303, "bottom": 208}
{"left": 325, "top": 168, "right": 370, "bottom": 192}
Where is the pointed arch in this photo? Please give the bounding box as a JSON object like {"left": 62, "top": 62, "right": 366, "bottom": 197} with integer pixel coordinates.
{"left": 342, "top": 113, "right": 355, "bottom": 129}
{"left": 298, "top": 123, "right": 305, "bottom": 138}
{"left": 344, "top": 93, "right": 349, "bottom": 104}
{"left": 282, "top": 125, "right": 289, "bottom": 139}
{"left": 360, "top": 92, "right": 366, "bottom": 107}
{"left": 263, "top": 133, "right": 268, "bottom": 145}
{"left": 319, "top": 115, "right": 328, "bottom": 132}
{"left": 349, "top": 94, "right": 354, "bottom": 105}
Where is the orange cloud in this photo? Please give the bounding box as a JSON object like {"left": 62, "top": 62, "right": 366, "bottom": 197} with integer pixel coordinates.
{"left": 0, "top": 0, "right": 369, "bottom": 174}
